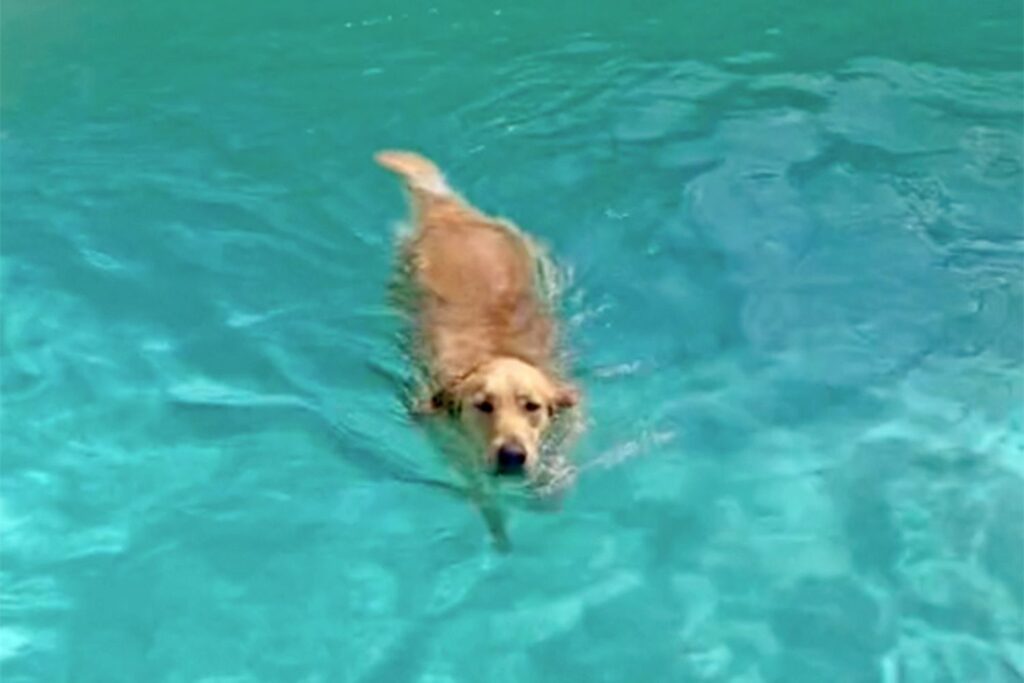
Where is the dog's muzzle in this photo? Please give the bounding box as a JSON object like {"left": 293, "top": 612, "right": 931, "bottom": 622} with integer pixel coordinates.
{"left": 495, "top": 443, "right": 527, "bottom": 475}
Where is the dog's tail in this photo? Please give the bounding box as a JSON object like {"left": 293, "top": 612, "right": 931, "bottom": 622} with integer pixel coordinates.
{"left": 375, "top": 150, "right": 451, "bottom": 196}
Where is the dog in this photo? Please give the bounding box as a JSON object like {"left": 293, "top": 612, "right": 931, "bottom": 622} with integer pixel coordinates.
{"left": 377, "top": 150, "right": 579, "bottom": 481}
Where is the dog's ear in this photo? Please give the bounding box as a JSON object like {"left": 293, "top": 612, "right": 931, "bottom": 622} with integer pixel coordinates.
{"left": 431, "top": 386, "right": 465, "bottom": 415}
{"left": 430, "top": 390, "right": 448, "bottom": 410}
{"left": 552, "top": 383, "right": 580, "bottom": 412}
{"left": 412, "top": 388, "right": 454, "bottom": 416}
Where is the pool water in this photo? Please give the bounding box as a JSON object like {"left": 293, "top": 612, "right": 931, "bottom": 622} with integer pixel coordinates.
{"left": 3, "top": 0, "right": 1022, "bottom": 680}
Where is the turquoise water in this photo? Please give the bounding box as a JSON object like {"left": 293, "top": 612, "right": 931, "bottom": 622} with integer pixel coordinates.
{"left": 3, "top": 0, "right": 1023, "bottom": 679}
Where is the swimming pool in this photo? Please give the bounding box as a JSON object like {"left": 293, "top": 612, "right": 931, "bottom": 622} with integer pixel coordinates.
{"left": 3, "top": 0, "right": 1022, "bottom": 680}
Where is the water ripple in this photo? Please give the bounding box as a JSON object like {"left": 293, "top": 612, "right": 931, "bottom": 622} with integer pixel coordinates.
{"left": 2, "top": 3, "right": 1021, "bottom": 679}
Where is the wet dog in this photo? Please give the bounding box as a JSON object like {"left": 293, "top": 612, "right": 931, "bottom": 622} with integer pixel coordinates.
{"left": 377, "top": 150, "right": 579, "bottom": 481}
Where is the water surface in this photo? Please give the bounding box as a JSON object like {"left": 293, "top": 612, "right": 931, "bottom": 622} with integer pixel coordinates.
{"left": 3, "top": 0, "right": 1023, "bottom": 680}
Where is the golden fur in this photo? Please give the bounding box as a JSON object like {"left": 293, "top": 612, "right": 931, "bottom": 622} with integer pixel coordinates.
{"left": 377, "top": 150, "right": 578, "bottom": 476}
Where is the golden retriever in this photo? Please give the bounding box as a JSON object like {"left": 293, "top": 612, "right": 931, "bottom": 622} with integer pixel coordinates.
{"left": 377, "top": 150, "right": 579, "bottom": 479}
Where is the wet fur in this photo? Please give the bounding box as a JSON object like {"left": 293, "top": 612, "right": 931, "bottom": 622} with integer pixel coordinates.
{"left": 377, "top": 150, "right": 579, "bottom": 477}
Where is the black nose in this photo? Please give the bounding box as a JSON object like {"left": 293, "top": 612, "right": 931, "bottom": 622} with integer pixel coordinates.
{"left": 495, "top": 444, "right": 527, "bottom": 474}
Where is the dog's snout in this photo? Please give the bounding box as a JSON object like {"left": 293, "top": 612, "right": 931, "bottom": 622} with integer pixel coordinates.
{"left": 495, "top": 443, "right": 527, "bottom": 475}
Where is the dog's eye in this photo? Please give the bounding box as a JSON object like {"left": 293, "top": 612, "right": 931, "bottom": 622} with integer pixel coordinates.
{"left": 475, "top": 401, "right": 494, "bottom": 414}
{"left": 524, "top": 400, "right": 541, "bottom": 413}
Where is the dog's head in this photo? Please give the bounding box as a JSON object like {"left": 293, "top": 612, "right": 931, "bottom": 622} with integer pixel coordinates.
{"left": 436, "top": 357, "right": 578, "bottom": 476}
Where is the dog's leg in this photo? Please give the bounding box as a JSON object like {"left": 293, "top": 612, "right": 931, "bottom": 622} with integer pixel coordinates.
{"left": 465, "top": 475, "right": 511, "bottom": 553}
{"left": 478, "top": 496, "right": 511, "bottom": 553}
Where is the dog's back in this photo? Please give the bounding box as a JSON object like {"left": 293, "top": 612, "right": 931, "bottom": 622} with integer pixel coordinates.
{"left": 377, "top": 151, "right": 556, "bottom": 383}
